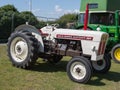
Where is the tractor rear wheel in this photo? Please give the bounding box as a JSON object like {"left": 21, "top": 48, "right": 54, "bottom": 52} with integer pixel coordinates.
{"left": 66, "top": 56, "right": 92, "bottom": 83}
{"left": 7, "top": 31, "right": 39, "bottom": 68}
{"left": 92, "top": 54, "right": 111, "bottom": 73}
{"left": 111, "top": 44, "right": 120, "bottom": 63}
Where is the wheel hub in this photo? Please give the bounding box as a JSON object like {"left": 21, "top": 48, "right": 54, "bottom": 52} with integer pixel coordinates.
{"left": 71, "top": 63, "right": 86, "bottom": 80}
{"left": 16, "top": 46, "right": 21, "bottom": 53}
{"left": 76, "top": 67, "right": 81, "bottom": 73}
{"left": 15, "top": 41, "right": 27, "bottom": 55}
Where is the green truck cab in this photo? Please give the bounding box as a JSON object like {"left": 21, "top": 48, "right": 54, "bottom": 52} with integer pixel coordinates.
{"left": 76, "top": 0, "right": 120, "bottom": 63}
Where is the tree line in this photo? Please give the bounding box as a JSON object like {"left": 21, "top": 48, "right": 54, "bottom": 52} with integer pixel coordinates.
{"left": 0, "top": 4, "right": 78, "bottom": 42}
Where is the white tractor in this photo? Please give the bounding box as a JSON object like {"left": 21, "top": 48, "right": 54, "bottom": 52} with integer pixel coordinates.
{"left": 7, "top": 24, "right": 110, "bottom": 83}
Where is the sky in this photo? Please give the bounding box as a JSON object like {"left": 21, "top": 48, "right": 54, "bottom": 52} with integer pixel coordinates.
{"left": 0, "top": 0, "right": 81, "bottom": 19}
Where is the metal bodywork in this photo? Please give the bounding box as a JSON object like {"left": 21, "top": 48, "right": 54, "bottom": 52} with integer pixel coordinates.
{"left": 40, "top": 25, "right": 108, "bottom": 61}
{"left": 15, "top": 24, "right": 108, "bottom": 61}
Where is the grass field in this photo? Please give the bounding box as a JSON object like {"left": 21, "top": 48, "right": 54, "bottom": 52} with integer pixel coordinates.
{"left": 0, "top": 45, "right": 120, "bottom": 90}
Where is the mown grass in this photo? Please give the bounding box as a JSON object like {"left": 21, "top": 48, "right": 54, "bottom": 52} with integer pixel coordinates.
{"left": 0, "top": 45, "right": 120, "bottom": 90}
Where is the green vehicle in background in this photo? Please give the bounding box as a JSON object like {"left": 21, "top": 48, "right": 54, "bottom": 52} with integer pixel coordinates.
{"left": 76, "top": 0, "right": 120, "bottom": 63}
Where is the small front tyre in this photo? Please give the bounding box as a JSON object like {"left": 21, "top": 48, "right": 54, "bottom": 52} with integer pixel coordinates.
{"left": 92, "top": 54, "right": 111, "bottom": 73}
{"left": 66, "top": 56, "right": 92, "bottom": 83}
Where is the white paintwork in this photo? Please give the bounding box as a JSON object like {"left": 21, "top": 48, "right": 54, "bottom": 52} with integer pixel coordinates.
{"left": 46, "top": 29, "right": 108, "bottom": 61}
{"left": 50, "top": 29, "right": 105, "bottom": 41}
{"left": 40, "top": 25, "right": 57, "bottom": 35}
{"left": 37, "top": 24, "right": 108, "bottom": 61}
{"left": 32, "top": 32, "right": 44, "bottom": 52}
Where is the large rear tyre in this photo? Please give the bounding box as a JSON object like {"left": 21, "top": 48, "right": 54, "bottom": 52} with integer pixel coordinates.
{"left": 111, "top": 44, "right": 120, "bottom": 63}
{"left": 66, "top": 56, "right": 92, "bottom": 83}
{"left": 92, "top": 54, "right": 111, "bottom": 73}
{"left": 7, "top": 31, "right": 39, "bottom": 68}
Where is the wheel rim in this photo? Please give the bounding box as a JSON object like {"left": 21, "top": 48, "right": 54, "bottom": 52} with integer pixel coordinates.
{"left": 92, "top": 60, "right": 106, "bottom": 71}
{"left": 114, "top": 48, "right": 120, "bottom": 61}
{"left": 10, "top": 37, "right": 28, "bottom": 62}
{"left": 70, "top": 62, "right": 86, "bottom": 80}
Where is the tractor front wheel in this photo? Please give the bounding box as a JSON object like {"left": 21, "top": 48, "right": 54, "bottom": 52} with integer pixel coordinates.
{"left": 66, "top": 56, "right": 92, "bottom": 83}
{"left": 92, "top": 54, "right": 111, "bottom": 73}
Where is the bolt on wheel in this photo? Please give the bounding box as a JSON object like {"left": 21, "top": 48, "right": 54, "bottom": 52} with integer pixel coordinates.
{"left": 70, "top": 62, "right": 87, "bottom": 80}
{"left": 10, "top": 37, "right": 28, "bottom": 62}
{"left": 67, "top": 56, "right": 92, "bottom": 83}
{"left": 7, "top": 31, "right": 39, "bottom": 68}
